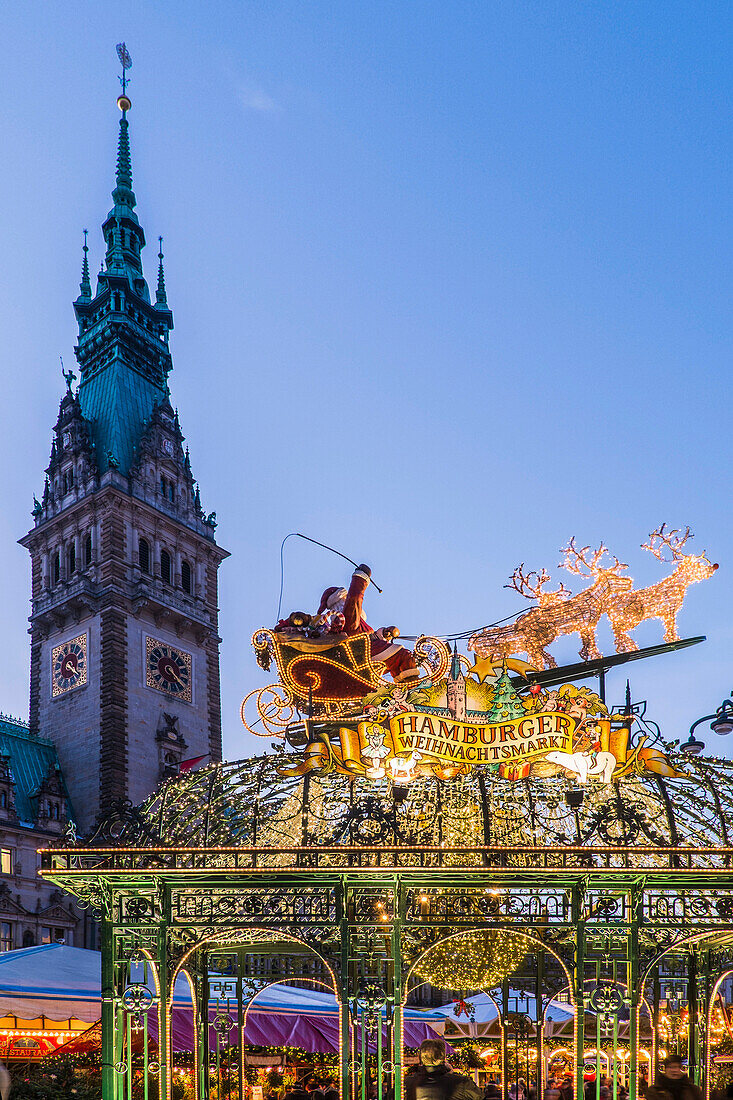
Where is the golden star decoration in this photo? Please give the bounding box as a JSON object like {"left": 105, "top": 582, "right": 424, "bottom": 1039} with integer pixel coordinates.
{"left": 466, "top": 654, "right": 537, "bottom": 683}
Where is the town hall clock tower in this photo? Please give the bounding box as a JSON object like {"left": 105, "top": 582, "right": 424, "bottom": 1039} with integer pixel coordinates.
{"left": 20, "top": 91, "right": 229, "bottom": 833}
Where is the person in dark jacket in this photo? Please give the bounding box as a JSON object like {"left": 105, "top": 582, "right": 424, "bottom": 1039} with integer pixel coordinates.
{"left": 285, "top": 1088, "right": 310, "bottom": 1100}
{"left": 646, "top": 1055, "right": 702, "bottom": 1100}
{"left": 405, "top": 1039, "right": 483, "bottom": 1100}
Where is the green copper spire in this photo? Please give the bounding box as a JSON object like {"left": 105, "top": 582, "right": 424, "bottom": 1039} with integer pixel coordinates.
{"left": 115, "top": 113, "right": 133, "bottom": 194}
{"left": 78, "top": 229, "right": 91, "bottom": 301}
{"left": 155, "top": 237, "right": 168, "bottom": 307}
{"left": 101, "top": 99, "right": 147, "bottom": 293}
{"left": 71, "top": 69, "right": 174, "bottom": 477}
{"left": 111, "top": 42, "right": 135, "bottom": 212}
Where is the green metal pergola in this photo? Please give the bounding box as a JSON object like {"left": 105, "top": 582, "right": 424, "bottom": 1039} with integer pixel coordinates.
{"left": 40, "top": 752, "right": 733, "bottom": 1100}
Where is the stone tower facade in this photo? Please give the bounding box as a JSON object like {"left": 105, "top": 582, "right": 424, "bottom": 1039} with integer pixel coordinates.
{"left": 446, "top": 647, "right": 466, "bottom": 721}
{"left": 19, "top": 100, "right": 228, "bottom": 833}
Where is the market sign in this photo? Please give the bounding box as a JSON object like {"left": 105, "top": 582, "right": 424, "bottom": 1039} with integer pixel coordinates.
{"left": 387, "top": 709, "right": 576, "bottom": 765}
{"left": 276, "top": 667, "right": 681, "bottom": 784}
{"left": 281, "top": 709, "right": 577, "bottom": 780}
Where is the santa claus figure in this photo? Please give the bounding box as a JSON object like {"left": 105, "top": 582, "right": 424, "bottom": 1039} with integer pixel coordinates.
{"left": 317, "top": 565, "right": 419, "bottom": 683}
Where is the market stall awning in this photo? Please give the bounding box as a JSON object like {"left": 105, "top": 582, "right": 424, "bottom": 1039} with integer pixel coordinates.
{"left": 0, "top": 945, "right": 103, "bottom": 1022}
{"left": 0, "top": 946, "right": 443, "bottom": 1054}
{"left": 165, "top": 983, "right": 446, "bottom": 1053}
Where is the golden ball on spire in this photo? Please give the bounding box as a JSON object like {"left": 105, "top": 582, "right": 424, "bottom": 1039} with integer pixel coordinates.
{"left": 117, "top": 95, "right": 132, "bottom": 112}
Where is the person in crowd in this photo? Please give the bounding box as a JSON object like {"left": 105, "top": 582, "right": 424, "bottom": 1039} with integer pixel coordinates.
{"left": 306, "top": 1078, "right": 325, "bottom": 1100}
{"left": 483, "top": 1082, "right": 501, "bottom": 1100}
{"left": 583, "top": 1076, "right": 597, "bottom": 1100}
{"left": 646, "top": 1054, "right": 702, "bottom": 1100}
{"left": 284, "top": 1084, "right": 310, "bottom": 1100}
{"left": 560, "top": 1075, "right": 574, "bottom": 1100}
{"left": 404, "top": 1039, "right": 484, "bottom": 1100}
{"left": 320, "top": 1077, "right": 339, "bottom": 1100}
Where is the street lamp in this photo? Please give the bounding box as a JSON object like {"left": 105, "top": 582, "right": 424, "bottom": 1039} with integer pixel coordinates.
{"left": 566, "top": 788, "right": 584, "bottom": 809}
{"left": 710, "top": 695, "right": 733, "bottom": 735}
{"left": 683, "top": 692, "right": 733, "bottom": 754}
{"left": 680, "top": 732, "right": 705, "bottom": 756}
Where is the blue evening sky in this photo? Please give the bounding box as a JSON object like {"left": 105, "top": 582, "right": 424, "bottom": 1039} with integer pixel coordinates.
{"left": 0, "top": 1, "right": 730, "bottom": 758}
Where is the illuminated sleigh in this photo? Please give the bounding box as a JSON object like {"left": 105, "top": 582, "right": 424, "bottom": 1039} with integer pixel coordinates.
{"left": 241, "top": 629, "right": 449, "bottom": 735}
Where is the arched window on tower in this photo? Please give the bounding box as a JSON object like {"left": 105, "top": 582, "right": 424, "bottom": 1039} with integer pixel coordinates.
{"left": 85, "top": 532, "right": 93, "bottom": 568}
{"left": 138, "top": 538, "right": 150, "bottom": 574}
{"left": 181, "top": 560, "right": 192, "bottom": 595}
{"left": 53, "top": 551, "right": 60, "bottom": 585}
{"left": 161, "top": 549, "right": 171, "bottom": 585}
{"left": 67, "top": 542, "right": 76, "bottom": 575}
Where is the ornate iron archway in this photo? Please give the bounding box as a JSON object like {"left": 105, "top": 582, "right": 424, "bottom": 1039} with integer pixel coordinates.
{"left": 40, "top": 752, "right": 733, "bottom": 1100}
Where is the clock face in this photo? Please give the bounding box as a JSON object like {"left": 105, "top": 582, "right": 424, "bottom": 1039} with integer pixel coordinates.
{"left": 145, "top": 637, "right": 192, "bottom": 701}
{"left": 51, "top": 634, "right": 88, "bottom": 697}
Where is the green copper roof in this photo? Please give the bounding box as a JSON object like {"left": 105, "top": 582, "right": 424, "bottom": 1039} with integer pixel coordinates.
{"left": 0, "top": 717, "right": 74, "bottom": 827}
{"left": 78, "top": 360, "right": 166, "bottom": 475}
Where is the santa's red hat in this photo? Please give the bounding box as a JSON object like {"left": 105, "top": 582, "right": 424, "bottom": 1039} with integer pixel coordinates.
{"left": 318, "top": 586, "right": 347, "bottom": 615}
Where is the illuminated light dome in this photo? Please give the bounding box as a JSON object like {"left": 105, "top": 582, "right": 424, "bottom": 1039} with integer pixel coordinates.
{"left": 86, "top": 749, "right": 733, "bottom": 866}
{"left": 413, "top": 930, "right": 528, "bottom": 991}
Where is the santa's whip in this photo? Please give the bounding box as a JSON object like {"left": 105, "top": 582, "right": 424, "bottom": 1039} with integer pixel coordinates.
{"left": 277, "top": 532, "right": 382, "bottom": 621}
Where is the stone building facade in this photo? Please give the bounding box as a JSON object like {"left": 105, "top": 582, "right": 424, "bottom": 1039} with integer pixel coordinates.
{"left": 0, "top": 715, "right": 82, "bottom": 949}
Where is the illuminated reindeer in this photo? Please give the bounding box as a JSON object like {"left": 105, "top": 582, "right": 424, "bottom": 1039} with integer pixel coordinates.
{"left": 469, "top": 542, "right": 632, "bottom": 670}
{"left": 607, "top": 525, "right": 718, "bottom": 652}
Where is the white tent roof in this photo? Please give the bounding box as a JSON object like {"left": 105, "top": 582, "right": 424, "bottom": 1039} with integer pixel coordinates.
{"left": 429, "top": 991, "right": 575, "bottom": 1037}
{"left": 433, "top": 991, "right": 574, "bottom": 1024}
{"left": 0, "top": 945, "right": 103, "bottom": 1022}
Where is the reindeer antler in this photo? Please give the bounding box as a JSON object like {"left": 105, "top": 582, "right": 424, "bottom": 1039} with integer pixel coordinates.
{"left": 505, "top": 564, "right": 569, "bottom": 601}
{"left": 642, "top": 524, "right": 693, "bottom": 562}
{"left": 559, "top": 537, "right": 624, "bottom": 577}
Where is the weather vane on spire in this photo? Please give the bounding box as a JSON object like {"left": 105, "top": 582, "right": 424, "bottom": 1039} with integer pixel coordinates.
{"left": 116, "top": 42, "right": 132, "bottom": 112}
